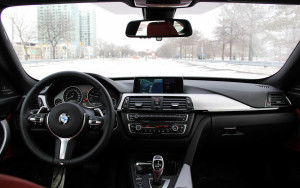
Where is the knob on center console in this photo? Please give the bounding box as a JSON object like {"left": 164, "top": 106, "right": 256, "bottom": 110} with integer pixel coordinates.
{"left": 135, "top": 124, "right": 142, "bottom": 131}
{"left": 171, "top": 125, "right": 179, "bottom": 132}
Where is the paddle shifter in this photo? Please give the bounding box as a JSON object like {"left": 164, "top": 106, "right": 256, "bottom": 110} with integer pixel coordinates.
{"left": 152, "top": 155, "right": 164, "bottom": 186}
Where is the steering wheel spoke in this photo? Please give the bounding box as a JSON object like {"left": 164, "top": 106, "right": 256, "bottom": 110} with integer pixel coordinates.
{"left": 55, "top": 138, "right": 76, "bottom": 160}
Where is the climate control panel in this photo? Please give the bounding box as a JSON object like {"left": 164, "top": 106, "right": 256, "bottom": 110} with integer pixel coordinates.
{"left": 121, "top": 112, "right": 194, "bottom": 137}
{"left": 128, "top": 123, "right": 186, "bottom": 134}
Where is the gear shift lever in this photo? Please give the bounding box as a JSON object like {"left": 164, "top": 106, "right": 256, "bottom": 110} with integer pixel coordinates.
{"left": 152, "top": 155, "right": 164, "bottom": 186}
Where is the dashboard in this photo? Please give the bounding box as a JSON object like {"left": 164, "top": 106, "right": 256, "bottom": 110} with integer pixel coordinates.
{"left": 35, "top": 75, "right": 297, "bottom": 148}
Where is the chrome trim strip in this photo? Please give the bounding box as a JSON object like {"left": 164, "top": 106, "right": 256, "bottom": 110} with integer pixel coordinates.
{"left": 117, "top": 93, "right": 278, "bottom": 112}
{"left": 94, "top": 108, "right": 104, "bottom": 117}
{"left": 127, "top": 113, "right": 189, "bottom": 121}
{"left": 286, "top": 96, "right": 292, "bottom": 105}
{"left": 0, "top": 120, "right": 9, "bottom": 156}
{"left": 174, "top": 164, "right": 193, "bottom": 188}
{"left": 136, "top": 162, "right": 152, "bottom": 166}
{"left": 37, "top": 106, "right": 48, "bottom": 114}
{"left": 59, "top": 138, "right": 71, "bottom": 160}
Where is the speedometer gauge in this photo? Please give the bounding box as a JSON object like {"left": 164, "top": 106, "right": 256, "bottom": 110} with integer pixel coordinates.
{"left": 88, "top": 87, "right": 102, "bottom": 107}
{"left": 63, "top": 86, "right": 82, "bottom": 104}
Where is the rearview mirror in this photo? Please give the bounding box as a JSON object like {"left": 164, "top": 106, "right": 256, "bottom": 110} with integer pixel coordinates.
{"left": 126, "top": 19, "right": 193, "bottom": 38}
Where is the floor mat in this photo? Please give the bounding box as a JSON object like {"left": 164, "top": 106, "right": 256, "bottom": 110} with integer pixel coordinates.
{"left": 192, "top": 159, "right": 250, "bottom": 188}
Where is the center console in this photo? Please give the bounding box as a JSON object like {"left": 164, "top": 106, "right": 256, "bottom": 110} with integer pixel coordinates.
{"left": 119, "top": 77, "right": 195, "bottom": 139}
{"left": 119, "top": 77, "right": 195, "bottom": 188}
{"left": 120, "top": 95, "right": 194, "bottom": 138}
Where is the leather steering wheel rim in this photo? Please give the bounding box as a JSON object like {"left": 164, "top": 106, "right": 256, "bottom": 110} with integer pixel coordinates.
{"left": 20, "top": 71, "right": 115, "bottom": 166}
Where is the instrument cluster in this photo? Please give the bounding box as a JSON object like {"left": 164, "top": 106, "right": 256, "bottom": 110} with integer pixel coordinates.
{"left": 53, "top": 85, "right": 117, "bottom": 108}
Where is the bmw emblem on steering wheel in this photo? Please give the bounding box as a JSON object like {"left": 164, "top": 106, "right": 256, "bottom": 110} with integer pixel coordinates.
{"left": 59, "top": 113, "right": 70, "bottom": 125}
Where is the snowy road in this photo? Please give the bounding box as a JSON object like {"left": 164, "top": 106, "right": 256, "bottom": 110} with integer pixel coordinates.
{"left": 22, "top": 58, "right": 282, "bottom": 80}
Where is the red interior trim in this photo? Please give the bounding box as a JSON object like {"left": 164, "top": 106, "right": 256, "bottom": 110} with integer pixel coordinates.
{"left": 0, "top": 174, "right": 44, "bottom": 188}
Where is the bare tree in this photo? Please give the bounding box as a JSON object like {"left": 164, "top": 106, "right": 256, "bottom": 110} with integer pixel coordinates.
{"left": 38, "top": 10, "right": 73, "bottom": 59}
{"left": 265, "top": 5, "right": 300, "bottom": 61}
{"left": 214, "top": 4, "right": 266, "bottom": 61}
{"left": 237, "top": 4, "right": 266, "bottom": 61}
{"left": 6, "top": 13, "right": 36, "bottom": 60}
{"left": 214, "top": 9, "right": 230, "bottom": 60}
{"left": 156, "top": 30, "right": 202, "bottom": 59}
{"left": 185, "top": 30, "right": 202, "bottom": 59}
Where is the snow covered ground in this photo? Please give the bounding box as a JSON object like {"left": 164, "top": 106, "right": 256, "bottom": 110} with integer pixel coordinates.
{"left": 21, "top": 58, "right": 283, "bottom": 80}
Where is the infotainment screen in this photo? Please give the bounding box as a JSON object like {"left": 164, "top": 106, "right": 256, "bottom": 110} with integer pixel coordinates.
{"left": 134, "top": 77, "right": 183, "bottom": 93}
{"left": 139, "top": 79, "right": 163, "bottom": 93}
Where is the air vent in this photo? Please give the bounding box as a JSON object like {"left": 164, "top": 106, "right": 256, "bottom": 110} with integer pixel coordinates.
{"left": 163, "top": 97, "right": 192, "bottom": 110}
{"left": 266, "top": 93, "right": 291, "bottom": 107}
{"left": 256, "top": 85, "right": 270, "bottom": 89}
{"left": 128, "top": 97, "right": 152, "bottom": 110}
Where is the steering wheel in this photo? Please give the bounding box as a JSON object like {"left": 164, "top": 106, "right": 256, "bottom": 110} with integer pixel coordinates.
{"left": 20, "top": 71, "right": 115, "bottom": 166}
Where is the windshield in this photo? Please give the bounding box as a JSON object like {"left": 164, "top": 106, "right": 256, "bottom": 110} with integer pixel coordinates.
{"left": 1, "top": 2, "right": 299, "bottom": 79}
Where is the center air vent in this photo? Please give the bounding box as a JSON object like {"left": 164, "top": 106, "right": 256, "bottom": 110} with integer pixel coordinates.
{"left": 266, "top": 93, "right": 291, "bottom": 107}
{"left": 122, "top": 96, "right": 194, "bottom": 111}
{"left": 128, "top": 97, "right": 152, "bottom": 110}
{"left": 163, "top": 97, "right": 191, "bottom": 110}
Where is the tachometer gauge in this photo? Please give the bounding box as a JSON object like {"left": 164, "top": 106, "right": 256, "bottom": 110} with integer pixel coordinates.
{"left": 63, "top": 86, "right": 82, "bottom": 104}
{"left": 54, "top": 98, "right": 62, "bottom": 106}
{"left": 88, "top": 87, "right": 102, "bottom": 107}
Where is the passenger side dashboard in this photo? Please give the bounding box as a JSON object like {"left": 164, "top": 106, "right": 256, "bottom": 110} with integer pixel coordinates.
{"left": 114, "top": 77, "right": 296, "bottom": 149}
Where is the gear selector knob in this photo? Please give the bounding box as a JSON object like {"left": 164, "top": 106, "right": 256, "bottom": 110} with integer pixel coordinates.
{"left": 152, "top": 155, "right": 164, "bottom": 185}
